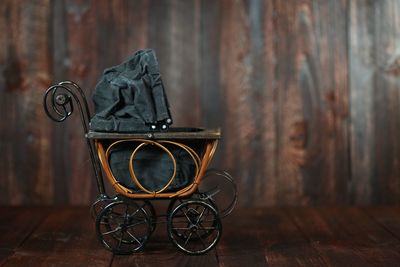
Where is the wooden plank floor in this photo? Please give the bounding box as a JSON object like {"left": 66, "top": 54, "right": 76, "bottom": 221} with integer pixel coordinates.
{"left": 0, "top": 206, "right": 400, "bottom": 266}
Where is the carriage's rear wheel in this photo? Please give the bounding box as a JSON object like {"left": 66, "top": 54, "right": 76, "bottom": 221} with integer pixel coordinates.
{"left": 167, "top": 198, "right": 217, "bottom": 241}
{"left": 167, "top": 170, "right": 237, "bottom": 219}
{"left": 95, "top": 201, "right": 151, "bottom": 254}
{"left": 167, "top": 199, "right": 222, "bottom": 255}
{"left": 197, "top": 169, "right": 237, "bottom": 218}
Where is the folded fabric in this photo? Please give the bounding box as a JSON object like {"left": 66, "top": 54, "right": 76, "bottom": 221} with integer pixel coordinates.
{"left": 90, "top": 49, "right": 173, "bottom": 132}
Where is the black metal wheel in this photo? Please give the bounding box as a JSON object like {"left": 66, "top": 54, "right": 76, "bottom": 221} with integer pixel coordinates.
{"left": 96, "top": 201, "right": 151, "bottom": 254}
{"left": 197, "top": 169, "right": 237, "bottom": 218}
{"left": 137, "top": 200, "right": 157, "bottom": 233}
{"left": 167, "top": 198, "right": 217, "bottom": 241}
{"left": 90, "top": 195, "right": 116, "bottom": 221}
{"left": 167, "top": 199, "right": 222, "bottom": 255}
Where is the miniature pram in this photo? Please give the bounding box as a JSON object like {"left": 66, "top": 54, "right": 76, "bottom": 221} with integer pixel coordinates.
{"left": 43, "top": 52, "right": 237, "bottom": 255}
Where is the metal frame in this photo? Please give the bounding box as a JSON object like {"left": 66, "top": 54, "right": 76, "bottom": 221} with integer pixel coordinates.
{"left": 43, "top": 81, "right": 106, "bottom": 195}
{"left": 43, "top": 81, "right": 236, "bottom": 255}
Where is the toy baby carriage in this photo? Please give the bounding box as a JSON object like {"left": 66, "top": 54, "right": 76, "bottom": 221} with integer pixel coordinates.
{"left": 43, "top": 50, "right": 237, "bottom": 255}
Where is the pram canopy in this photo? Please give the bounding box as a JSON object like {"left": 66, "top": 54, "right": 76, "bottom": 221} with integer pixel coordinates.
{"left": 89, "top": 49, "right": 206, "bottom": 192}
{"left": 90, "top": 49, "right": 172, "bottom": 132}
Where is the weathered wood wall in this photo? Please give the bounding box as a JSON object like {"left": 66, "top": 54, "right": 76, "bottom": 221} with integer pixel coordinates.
{"left": 1, "top": 0, "right": 399, "bottom": 206}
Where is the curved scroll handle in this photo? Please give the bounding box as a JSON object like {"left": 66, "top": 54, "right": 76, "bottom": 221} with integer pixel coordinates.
{"left": 43, "top": 80, "right": 91, "bottom": 133}
{"left": 43, "top": 81, "right": 106, "bottom": 195}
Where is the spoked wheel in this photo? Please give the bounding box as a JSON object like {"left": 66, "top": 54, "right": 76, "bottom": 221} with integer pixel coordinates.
{"left": 136, "top": 200, "right": 157, "bottom": 233}
{"left": 167, "top": 198, "right": 214, "bottom": 242}
{"left": 197, "top": 169, "right": 237, "bottom": 218}
{"left": 167, "top": 199, "right": 222, "bottom": 255}
{"left": 90, "top": 195, "right": 116, "bottom": 220}
{"left": 167, "top": 198, "right": 217, "bottom": 240}
{"left": 96, "top": 201, "right": 151, "bottom": 255}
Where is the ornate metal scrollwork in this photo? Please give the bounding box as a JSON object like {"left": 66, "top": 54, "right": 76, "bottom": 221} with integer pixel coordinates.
{"left": 43, "top": 80, "right": 91, "bottom": 131}
{"left": 43, "top": 80, "right": 106, "bottom": 195}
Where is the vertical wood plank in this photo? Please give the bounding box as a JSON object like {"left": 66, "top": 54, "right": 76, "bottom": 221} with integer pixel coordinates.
{"left": 198, "top": 0, "right": 221, "bottom": 128}
{"left": 219, "top": 0, "right": 258, "bottom": 206}
{"left": 0, "top": 0, "right": 399, "bottom": 206}
{"left": 50, "top": 0, "right": 72, "bottom": 204}
{"left": 63, "top": 0, "right": 99, "bottom": 204}
{"left": 246, "top": 0, "right": 278, "bottom": 206}
{"left": 164, "top": 0, "right": 201, "bottom": 126}
{"left": 0, "top": 0, "right": 17, "bottom": 204}
{"left": 272, "top": 0, "right": 305, "bottom": 205}
{"left": 0, "top": 0, "right": 53, "bottom": 204}
{"left": 272, "top": 0, "right": 350, "bottom": 205}
{"left": 349, "top": 0, "right": 400, "bottom": 204}
{"left": 147, "top": 0, "right": 172, "bottom": 93}
{"left": 198, "top": 0, "right": 223, "bottom": 167}
{"left": 257, "top": 0, "right": 279, "bottom": 206}
{"left": 300, "top": 0, "right": 350, "bottom": 204}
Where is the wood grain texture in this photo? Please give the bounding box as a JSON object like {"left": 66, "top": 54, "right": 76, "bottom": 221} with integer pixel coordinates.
{"left": 364, "top": 206, "right": 400, "bottom": 240}
{"left": 349, "top": 0, "right": 400, "bottom": 204}
{"left": 0, "top": 207, "right": 49, "bottom": 265}
{"left": 271, "top": 0, "right": 350, "bottom": 205}
{"left": 2, "top": 207, "right": 113, "bottom": 266}
{"left": 0, "top": 0, "right": 399, "bottom": 206}
{"left": 287, "top": 207, "right": 384, "bottom": 266}
{"left": 2, "top": 206, "right": 400, "bottom": 266}
{"left": 112, "top": 220, "right": 220, "bottom": 267}
{"left": 0, "top": 0, "right": 53, "bottom": 205}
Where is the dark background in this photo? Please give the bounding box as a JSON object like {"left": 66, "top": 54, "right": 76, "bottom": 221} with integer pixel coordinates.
{"left": 0, "top": 0, "right": 399, "bottom": 206}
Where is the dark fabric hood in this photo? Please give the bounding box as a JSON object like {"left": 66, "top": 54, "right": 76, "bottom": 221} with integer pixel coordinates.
{"left": 90, "top": 49, "right": 173, "bottom": 132}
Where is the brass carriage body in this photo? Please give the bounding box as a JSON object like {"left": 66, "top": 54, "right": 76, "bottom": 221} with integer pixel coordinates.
{"left": 89, "top": 129, "right": 221, "bottom": 199}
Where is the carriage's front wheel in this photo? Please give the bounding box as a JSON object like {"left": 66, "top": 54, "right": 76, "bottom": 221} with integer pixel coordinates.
{"left": 95, "top": 201, "right": 151, "bottom": 254}
{"left": 167, "top": 199, "right": 222, "bottom": 255}
{"left": 137, "top": 200, "right": 157, "bottom": 233}
{"left": 90, "top": 195, "right": 116, "bottom": 220}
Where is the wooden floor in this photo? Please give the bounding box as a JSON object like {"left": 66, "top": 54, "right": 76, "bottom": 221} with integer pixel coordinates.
{"left": 0, "top": 206, "right": 400, "bottom": 266}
